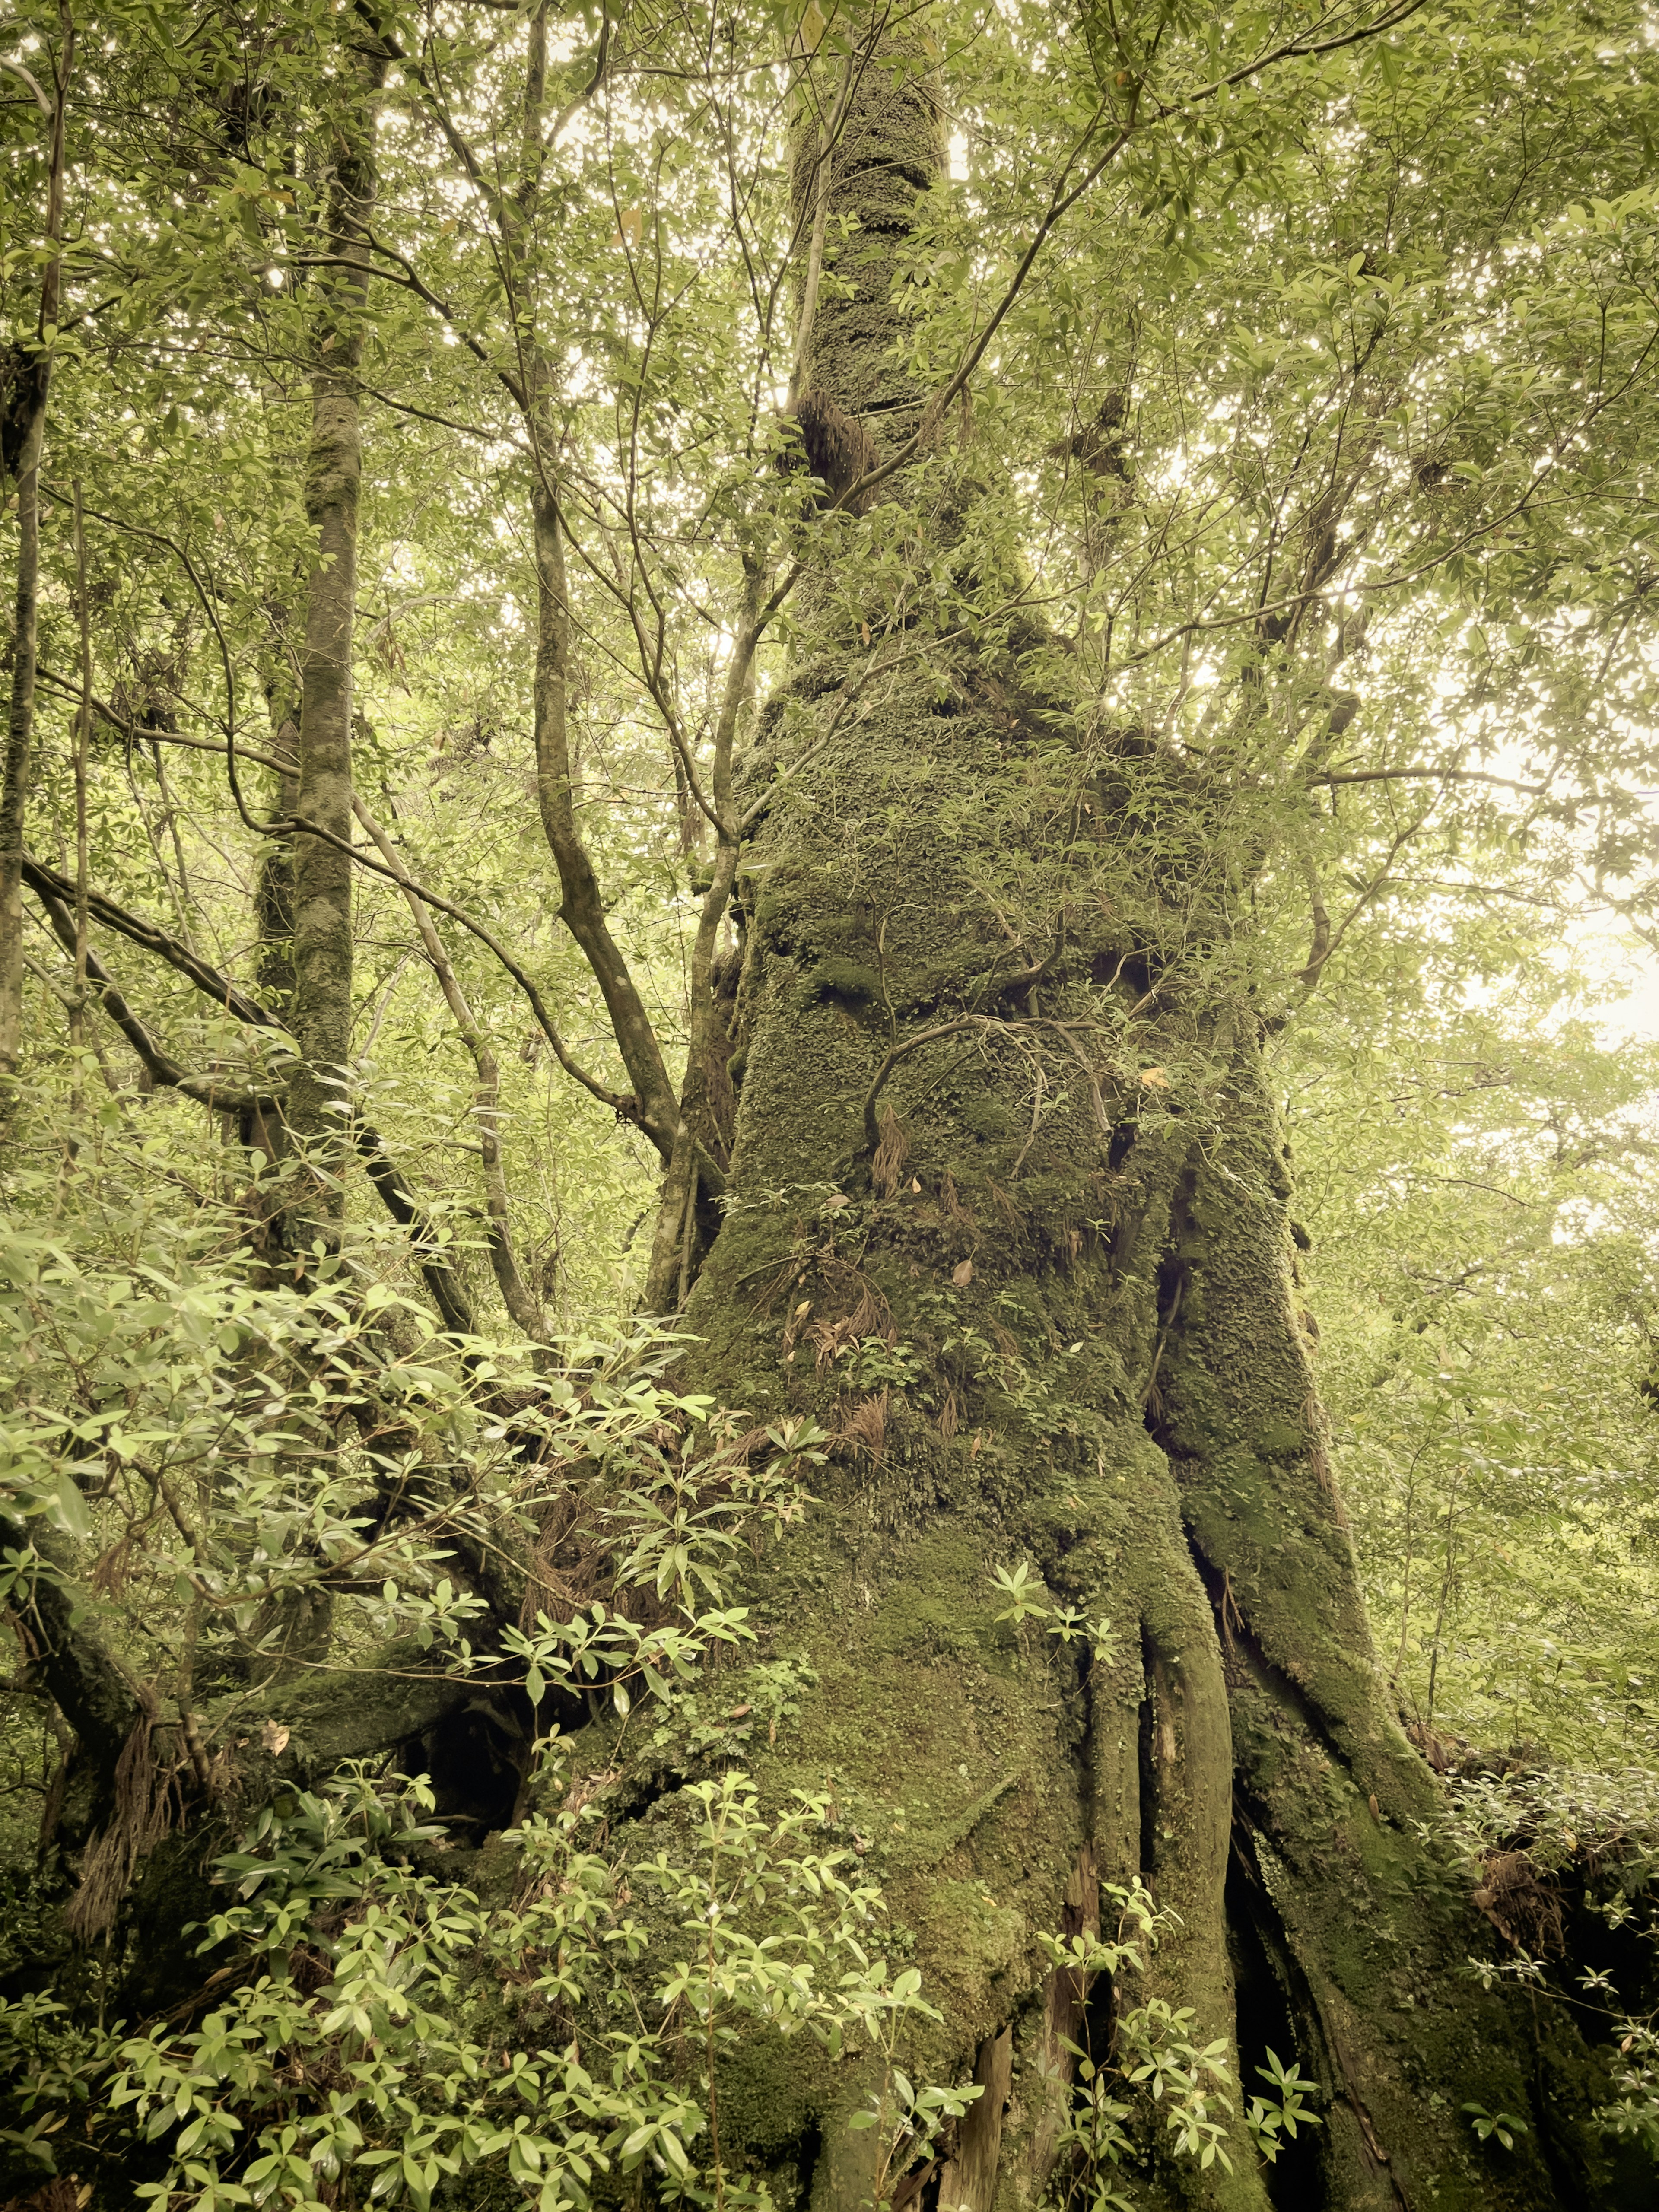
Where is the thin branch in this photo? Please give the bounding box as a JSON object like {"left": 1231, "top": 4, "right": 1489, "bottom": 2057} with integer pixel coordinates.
{"left": 21, "top": 854, "right": 280, "bottom": 1030}
{"left": 845, "top": 0, "right": 1430, "bottom": 510}
{"left": 40, "top": 489, "right": 266, "bottom": 838}
{"left": 26, "top": 874, "right": 273, "bottom": 1110}
{"left": 1314, "top": 766, "right": 1636, "bottom": 800}
{"left": 340, "top": 798, "right": 665, "bottom": 1150}
{"left": 355, "top": 804, "right": 550, "bottom": 1341}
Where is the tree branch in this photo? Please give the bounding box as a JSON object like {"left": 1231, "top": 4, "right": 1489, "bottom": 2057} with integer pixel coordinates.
{"left": 23, "top": 860, "right": 477, "bottom": 1335}
{"left": 22, "top": 854, "right": 281, "bottom": 1030}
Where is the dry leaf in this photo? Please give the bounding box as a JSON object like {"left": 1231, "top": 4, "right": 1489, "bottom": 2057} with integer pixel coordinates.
{"left": 261, "top": 1720, "right": 290, "bottom": 1755}
{"left": 909, "top": 1176, "right": 922, "bottom": 1193}
{"left": 825, "top": 1193, "right": 850, "bottom": 1210}
{"left": 1139, "top": 1067, "right": 1172, "bottom": 1089}
{"left": 951, "top": 1258, "right": 974, "bottom": 1287}
{"left": 794, "top": 1299, "right": 812, "bottom": 1318}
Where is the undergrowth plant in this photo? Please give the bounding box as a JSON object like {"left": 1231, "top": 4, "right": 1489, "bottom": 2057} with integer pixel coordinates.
{"left": 0, "top": 1195, "right": 1328, "bottom": 2208}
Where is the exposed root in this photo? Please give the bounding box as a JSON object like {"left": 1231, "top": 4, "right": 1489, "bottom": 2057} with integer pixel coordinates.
{"left": 62, "top": 1686, "right": 185, "bottom": 1942}
{"left": 1473, "top": 1847, "right": 1564, "bottom": 1954}
{"left": 871, "top": 1103, "right": 910, "bottom": 1198}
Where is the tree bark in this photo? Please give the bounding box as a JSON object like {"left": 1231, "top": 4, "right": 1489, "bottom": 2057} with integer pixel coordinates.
{"left": 0, "top": 18, "right": 72, "bottom": 1115}
{"left": 286, "top": 35, "right": 388, "bottom": 1214}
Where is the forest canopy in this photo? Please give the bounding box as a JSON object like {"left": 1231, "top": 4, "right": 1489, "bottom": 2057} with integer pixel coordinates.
{"left": 2, "top": 2, "right": 1659, "bottom": 2209}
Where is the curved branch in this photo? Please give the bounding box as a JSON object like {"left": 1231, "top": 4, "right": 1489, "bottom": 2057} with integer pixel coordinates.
{"left": 339, "top": 798, "right": 669, "bottom": 1155}
{"left": 0, "top": 54, "right": 51, "bottom": 117}
{"left": 27, "top": 877, "right": 269, "bottom": 1109}
{"left": 24, "top": 861, "right": 477, "bottom": 1336}
{"left": 861, "top": 1018, "right": 989, "bottom": 1151}
{"left": 40, "top": 490, "right": 265, "bottom": 839}
{"left": 22, "top": 854, "right": 281, "bottom": 1031}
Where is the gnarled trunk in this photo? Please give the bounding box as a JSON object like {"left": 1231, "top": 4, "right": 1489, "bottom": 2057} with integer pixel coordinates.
{"left": 576, "top": 31, "right": 1623, "bottom": 2212}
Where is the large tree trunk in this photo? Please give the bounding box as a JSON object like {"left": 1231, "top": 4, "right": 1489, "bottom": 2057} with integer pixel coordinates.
{"left": 579, "top": 34, "right": 1624, "bottom": 2212}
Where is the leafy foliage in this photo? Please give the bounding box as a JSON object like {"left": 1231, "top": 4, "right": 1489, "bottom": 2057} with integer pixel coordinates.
{"left": 5, "top": 0, "right": 1659, "bottom": 2201}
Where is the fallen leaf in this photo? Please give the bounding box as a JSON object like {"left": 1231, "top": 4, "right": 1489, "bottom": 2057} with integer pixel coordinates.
{"left": 727, "top": 1704, "right": 753, "bottom": 1720}
{"left": 951, "top": 1258, "right": 974, "bottom": 1286}
{"left": 909, "top": 1176, "right": 922, "bottom": 1193}
{"left": 826, "top": 1193, "right": 850, "bottom": 1211}
{"left": 1367, "top": 1792, "right": 1381, "bottom": 1822}
{"left": 794, "top": 1299, "right": 812, "bottom": 1318}
{"left": 261, "top": 1720, "right": 290, "bottom": 1755}
{"left": 1139, "top": 1067, "right": 1172, "bottom": 1089}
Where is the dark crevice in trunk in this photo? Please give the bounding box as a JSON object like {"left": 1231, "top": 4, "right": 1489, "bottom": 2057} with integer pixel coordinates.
{"left": 1135, "top": 1619, "right": 1157, "bottom": 1881}
{"left": 1179, "top": 1517, "right": 1382, "bottom": 1797}
{"left": 793, "top": 2120, "right": 825, "bottom": 2212}
{"left": 416, "top": 1687, "right": 536, "bottom": 1843}
{"left": 1226, "top": 1819, "right": 1331, "bottom": 2210}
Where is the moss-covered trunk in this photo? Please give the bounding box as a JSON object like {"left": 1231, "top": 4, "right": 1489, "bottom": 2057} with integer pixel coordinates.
{"left": 569, "top": 28, "right": 1627, "bottom": 2212}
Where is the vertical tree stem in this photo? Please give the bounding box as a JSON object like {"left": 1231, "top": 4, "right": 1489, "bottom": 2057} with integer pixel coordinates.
{"left": 355, "top": 798, "right": 549, "bottom": 1345}
{"left": 287, "top": 38, "right": 389, "bottom": 1219}
{"left": 0, "top": 9, "right": 73, "bottom": 1116}
{"left": 69, "top": 480, "right": 90, "bottom": 1125}
{"left": 1424, "top": 1461, "right": 1464, "bottom": 1734}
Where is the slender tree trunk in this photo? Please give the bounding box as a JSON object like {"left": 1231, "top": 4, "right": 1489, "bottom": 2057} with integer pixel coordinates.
{"left": 514, "top": 11, "right": 678, "bottom": 1161}
{"left": 356, "top": 797, "right": 549, "bottom": 1343}
{"left": 286, "top": 37, "right": 388, "bottom": 1211}
{"left": 0, "top": 19, "right": 72, "bottom": 1116}
{"left": 242, "top": 35, "right": 392, "bottom": 1687}
{"left": 573, "top": 24, "right": 1625, "bottom": 2211}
